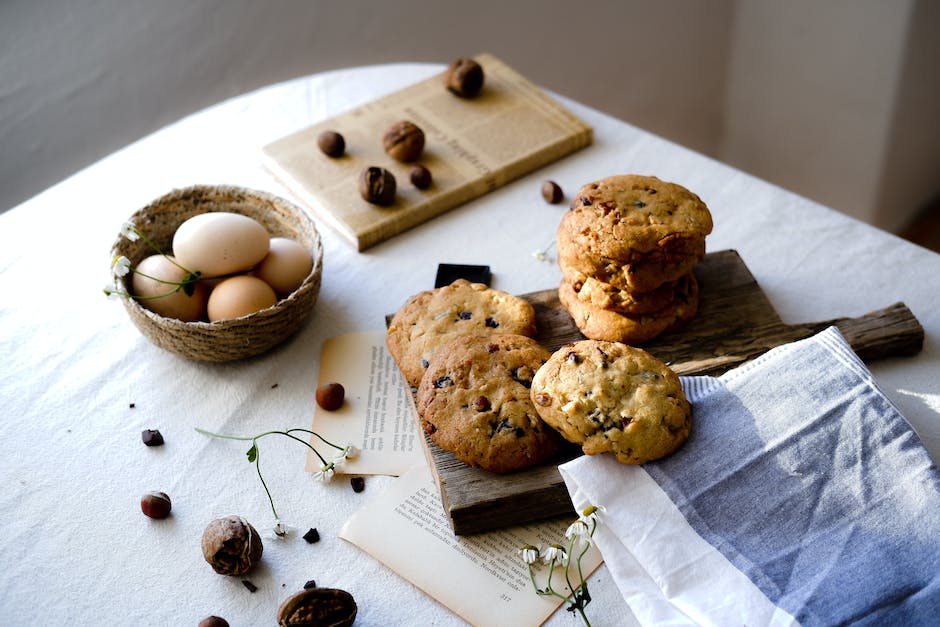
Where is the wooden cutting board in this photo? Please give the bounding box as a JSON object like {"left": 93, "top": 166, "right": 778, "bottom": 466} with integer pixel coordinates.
{"left": 403, "top": 249, "right": 924, "bottom": 535}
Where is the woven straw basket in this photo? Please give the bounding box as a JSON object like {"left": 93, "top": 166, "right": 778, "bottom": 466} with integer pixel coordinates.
{"left": 110, "top": 185, "right": 323, "bottom": 362}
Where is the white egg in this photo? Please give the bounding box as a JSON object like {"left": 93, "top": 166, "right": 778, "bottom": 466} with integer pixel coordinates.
{"left": 172, "top": 212, "right": 270, "bottom": 278}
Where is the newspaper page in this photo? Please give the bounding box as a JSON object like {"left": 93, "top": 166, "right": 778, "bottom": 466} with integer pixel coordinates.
{"left": 340, "top": 464, "right": 603, "bottom": 627}
{"left": 306, "top": 330, "right": 424, "bottom": 476}
{"left": 262, "top": 53, "right": 593, "bottom": 250}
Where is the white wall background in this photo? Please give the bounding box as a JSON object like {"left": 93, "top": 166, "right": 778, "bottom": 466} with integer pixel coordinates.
{"left": 2, "top": 0, "right": 938, "bottom": 233}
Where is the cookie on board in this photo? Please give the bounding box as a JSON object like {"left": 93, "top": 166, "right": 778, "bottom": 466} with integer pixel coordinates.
{"left": 415, "top": 333, "right": 560, "bottom": 474}
{"left": 531, "top": 340, "right": 691, "bottom": 464}
{"left": 387, "top": 279, "right": 537, "bottom": 387}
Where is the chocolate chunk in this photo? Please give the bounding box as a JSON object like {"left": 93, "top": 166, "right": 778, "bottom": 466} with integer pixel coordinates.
{"left": 350, "top": 477, "right": 365, "bottom": 493}
{"left": 141, "top": 429, "right": 164, "bottom": 447}
{"left": 303, "top": 528, "right": 320, "bottom": 544}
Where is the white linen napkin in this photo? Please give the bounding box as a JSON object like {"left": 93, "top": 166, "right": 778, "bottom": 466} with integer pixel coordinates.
{"left": 560, "top": 327, "right": 940, "bottom": 626}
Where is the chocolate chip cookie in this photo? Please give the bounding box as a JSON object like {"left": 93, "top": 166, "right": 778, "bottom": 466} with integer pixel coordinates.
{"left": 387, "top": 279, "right": 537, "bottom": 387}
{"left": 561, "top": 174, "right": 713, "bottom": 262}
{"left": 558, "top": 271, "right": 698, "bottom": 343}
{"left": 565, "top": 269, "right": 694, "bottom": 315}
{"left": 415, "top": 333, "right": 560, "bottom": 474}
{"left": 531, "top": 340, "right": 691, "bottom": 464}
{"left": 557, "top": 222, "right": 704, "bottom": 293}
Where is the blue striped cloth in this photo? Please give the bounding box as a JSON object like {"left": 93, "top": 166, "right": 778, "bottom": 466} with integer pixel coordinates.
{"left": 560, "top": 327, "right": 940, "bottom": 625}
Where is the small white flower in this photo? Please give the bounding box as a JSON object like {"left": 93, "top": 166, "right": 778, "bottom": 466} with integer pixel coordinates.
{"left": 519, "top": 545, "right": 539, "bottom": 565}
{"left": 581, "top": 504, "right": 606, "bottom": 522}
{"left": 532, "top": 249, "right": 548, "bottom": 262}
{"left": 565, "top": 519, "right": 590, "bottom": 540}
{"left": 315, "top": 464, "right": 335, "bottom": 483}
{"left": 273, "top": 520, "right": 287, "bottom": 537}
{"left": 111, "top": 255, "right": 132, "bottom": 277}
{"left": 120, "top": 222, "right": 140, "bottom": 241}
{"left": 343, "top": 444, "right": 360, "bottom": 460}
{"left": 541, "top": 543, "right": 568, "bottom": 566}
{"left": 103, "top": 285, "right": 123, "bottom": 300}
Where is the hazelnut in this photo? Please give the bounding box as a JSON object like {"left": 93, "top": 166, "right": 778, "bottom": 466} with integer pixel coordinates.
{"left": 382, "top": 120, "right": 425, "bottom": 162}
{"left": 198, "top": 617, "right": 229, "bottom": 627}
{"left": 317, "top": 131, "right": 345, "bottom": 158}
{"left": 541, "top": 180, "right": 564, "bottom": 204}
{"left": 316, "top": 382, "right": 345, "bottom": 411}
{"left": 409, "top": 164, "right": 432, "bottom": 190}
{"left": 201, "top": 515, "right": 263, "bottom": 576}
{"left": 444, "top": 58, "right": 485, "bottom": 98}
{"left": 140, "top": 491, "right": 172, "bottom": 519}
{"left": 358, "top": 167, "right": 396, "bottom": 206}
{"left": 276, "top": 588, "right": 357, "bottom": 627}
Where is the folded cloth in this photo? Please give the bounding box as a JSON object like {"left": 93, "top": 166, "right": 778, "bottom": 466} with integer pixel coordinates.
{"left": 560, "top": 327, "right": 940, "bottom": 626}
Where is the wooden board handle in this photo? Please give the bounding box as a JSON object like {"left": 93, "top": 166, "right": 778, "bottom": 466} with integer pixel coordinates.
{"left": 801, "top": 301, "right": 924, "bottom": 362}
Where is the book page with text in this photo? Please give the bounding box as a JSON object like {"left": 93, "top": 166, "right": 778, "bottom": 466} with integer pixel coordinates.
{"left": 340, "top": 464, "right": 602, "bottom": 626}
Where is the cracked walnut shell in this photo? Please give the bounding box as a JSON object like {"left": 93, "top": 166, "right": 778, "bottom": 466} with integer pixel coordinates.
{"left": 201, "top": 515, "right": 263, "bottom": 576}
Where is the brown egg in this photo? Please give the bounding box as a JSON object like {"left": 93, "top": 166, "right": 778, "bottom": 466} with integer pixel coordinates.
{"left": 207, "top": 276, "right": 277, "bottom": 322}
{"left": 252, "top": 237, "right": 313, "bottom": 299}
{"left": 131, "top": 255, "right": 208, "bottom": 322}
{"left": 172, "top": 212, "right": 270, "bottom": 277}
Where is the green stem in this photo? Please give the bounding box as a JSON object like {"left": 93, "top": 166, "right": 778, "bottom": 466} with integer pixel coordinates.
{"left": 195, "top": 427, "right": 330, "bottom": 467}
{"left": 287, "top": 428, "right": 347, "bottom": 453}
{"left": 252, "top": 445, "right": 279, "bottom": 521}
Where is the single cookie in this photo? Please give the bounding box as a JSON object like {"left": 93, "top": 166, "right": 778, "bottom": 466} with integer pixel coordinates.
{"left": 415, "top": 334, "right": 561, "bottom": 474}
{"left": 558, "top": 272, "right": 698, "bottom": 344}
{"left": 562, "top": 174, "right": 713, "bottom": 262}
{"left": 531, "top": 340, "right": 691, "bottom": 464}
{"left": 387, "top": 279, "right": 537, "bottom": 387}
{"left": 557, "top": 226, "right": 703, "bottom": 293}
{"left": 565, "top": 269, "right": 694, "bottom": 315}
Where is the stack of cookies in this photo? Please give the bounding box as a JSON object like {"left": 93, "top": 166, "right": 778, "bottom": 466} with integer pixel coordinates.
{"left": 556, "top": 174, "right": 713, "bottom": 344}
{"left": 387, "top": 279, "right": 561, "bottom": 474}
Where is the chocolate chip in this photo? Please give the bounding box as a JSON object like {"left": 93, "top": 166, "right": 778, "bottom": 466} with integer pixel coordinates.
{"left": 487, "top": 343, "right": 499, "bottom": 353}
{"left": 458, "top": 311, "right": 472, "bottom": 320}
{"left": 129, "top": 403, "right": 136, "bottom": 409}
{"left": 512, "top": 367, "right": 534, "bottom": 388}
{"left": 514, "top": 427, "right": 525, "bottom": 438}
{"left": 566, "top": 352, "right": 580, "bottom": 364}
{"left": 350, "top": 477, "right": 365, "bottom": 493}
{"left": 242, "top": 580, "right": 258, "bottom": 593}
{"left": 485, "top": 317, "right": 499, "bottom": 328}
{"left": 472, "top": 396, "right": 491, "bottom": 412}
{"left": 303, "top": 528, "right": 320, "bottom": 544}
{"left": 633, "top": 200, "right": 646, "bottom": 208}
{"left": 421, "top": 359, "right": 429, "bottom": 369}
{"left": 434, "top": 376, "right": 453, "bottom": 388}
{"left": 303, "top": 580, "right": 317, "bottom": 590}
{"left": 141, "top": 429, "right": 164, "bottom": 447}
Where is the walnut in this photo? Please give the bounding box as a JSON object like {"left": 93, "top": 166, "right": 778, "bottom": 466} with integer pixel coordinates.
{"left": 276, "top": 588, "right": 358, "bottom": 627}
{"left": 201, "top": 515, "right": 263, "bottom": 576}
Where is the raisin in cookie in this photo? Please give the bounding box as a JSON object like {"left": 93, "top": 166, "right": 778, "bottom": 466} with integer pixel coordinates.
{"left": 531, "top": 340, "right": 690, "bottom": 464}
{"left": 558, "top": 272, "right": 698, "bottom": 344}
{"left": 387, "top": 279, "right": 537, "bottom": 387}
{"left": 415, "top": 333, "right": 560, "bottom": 474}
{"left": 562, "top": 174, "right": 713, "bottom": 262}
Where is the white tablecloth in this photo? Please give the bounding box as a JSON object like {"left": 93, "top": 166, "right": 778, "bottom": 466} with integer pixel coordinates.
{"left": 1, "top": 63, "right": 938, "bottom": 626}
